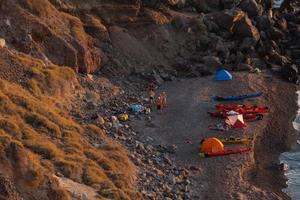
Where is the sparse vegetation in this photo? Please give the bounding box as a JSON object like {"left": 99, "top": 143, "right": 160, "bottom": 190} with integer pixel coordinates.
{"left": 0, "top": 55, "right": 137, "bottom": 198}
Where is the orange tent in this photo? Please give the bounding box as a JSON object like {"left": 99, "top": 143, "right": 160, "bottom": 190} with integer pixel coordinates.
{"left": 225, "top": 114, "right": 246, "bottom": 128}
{"left": 200, "top": 137, "right": 224, "bottom": 153}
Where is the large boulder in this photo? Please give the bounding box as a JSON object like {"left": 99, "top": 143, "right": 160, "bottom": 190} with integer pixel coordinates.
{"left": 261, "top": 0, "right": 274, "bottom": 10}
{"left": 196, "top": 64, "right": 215, "bottom": 76}
{"left": 233, "top": 15, "right": 260, "bottom": 41}
{"left": 292, "top": 49, "right": 300, "bottom": 59}
{"left": 92, "top": 1, "right": 141, "bottom": 24}
{"left": 269, "top": 27, "right": 285, "bottom": 40}
{"left": 239, "top": 0, "right": 263, "bottom": 17}
{"left": 167, "top": 0, "right": 186, "bottom": 7}
{"left": 281, "top": 64, "right": 299, "bottom": 84}
{"left": 203, "top": 16, "right": 219, "bottom": 32}
{"left": 268, "top": 51, "right": 289, "bottom": 65}
{"left": 276, "top": 17, "right": 288, "bottom": 31}
{"left": 192, "top": 0, "right": 210, "bottom": 12}
{"left": 220, "top": 0, "right": 241, "bottom": 9}
{"left": 205, "top": 0, "right": 221, "bottom": 9}
{"left": 234, "top": 63, "right": 253, "bottom": 71}
{"left": 142, "top": 0, "right": 186, "bottom": 8}
{"left": 208, "top": 8, "right": 245, "bottom": 30}
{"left": 203, "top": 56, "right": 222, "bottom": 70}
{"left": 239, "top": 37, "right": 256, "bottom": 52}
{"left": 256, "top": 15, "right": 274, "bottom": 31}
{"left": 250, "top": 58, "right": 267, "bottom": 69}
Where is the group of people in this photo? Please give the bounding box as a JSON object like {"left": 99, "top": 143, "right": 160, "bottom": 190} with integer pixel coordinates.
{"left": 147, "top": 83, "right": 167, "bottom": 110}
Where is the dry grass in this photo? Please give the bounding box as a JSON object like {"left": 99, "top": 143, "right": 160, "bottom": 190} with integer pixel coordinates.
{"left": 18, "top": 0, "right": 59, "bottom": 17}
{"left": 61, "top": 12, "right": 88, "bottom": 44}
{"left": 0, "top": 56, "right": 137, "bottom": 198}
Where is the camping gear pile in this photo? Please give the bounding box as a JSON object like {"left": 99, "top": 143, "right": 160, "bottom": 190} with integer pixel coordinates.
{"left": 200, "top": 69, "right": 268, "bottom": 158}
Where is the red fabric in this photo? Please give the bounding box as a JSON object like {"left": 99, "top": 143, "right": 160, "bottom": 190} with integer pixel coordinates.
{"left": 206, "top": 148, "right": 251, "bottom": 157}
{"left": 232, "top": 120, "right": 247, "bottom": 128}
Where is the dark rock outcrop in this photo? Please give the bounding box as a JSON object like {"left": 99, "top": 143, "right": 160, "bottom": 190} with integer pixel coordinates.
{"left": 239, "top": 0, "right": 263, "bottom": 17}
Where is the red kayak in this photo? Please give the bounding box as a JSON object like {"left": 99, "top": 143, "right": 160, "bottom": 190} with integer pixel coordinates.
{"left": 216, "top": 104, "right": 268, "bottom": 114}
{"left": 208, "top": 112, "right": 263, "bottom": 120}
{"left": 200, "top": 148, "right": 251, "bottom": 158}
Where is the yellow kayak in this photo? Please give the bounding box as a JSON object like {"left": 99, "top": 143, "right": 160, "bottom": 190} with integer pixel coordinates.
{"left": 220, "top": 137, "right": 252, "bottom": 144}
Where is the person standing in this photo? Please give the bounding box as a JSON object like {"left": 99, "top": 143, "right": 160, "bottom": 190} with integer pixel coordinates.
{"left": 156, "top": 96, "right": 163, "bottom": 111}
{"left": 161, "top": 91, "right": 167, "bottom": 108}
{"left": 149, "top": 90, "right": 156, "bottom": 104}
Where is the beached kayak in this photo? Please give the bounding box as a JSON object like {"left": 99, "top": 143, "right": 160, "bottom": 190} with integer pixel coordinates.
{"left": 208, "top": 111, "right": 263, "bottom": 120}
{"left": 216, "top": 104, "right": 268, "bottom": 114}
{"left": 213, "top": 92, "right": 263, "bottom": 101}
{"left": 220, "top": 137, "right": 252, "bottom": 144}
{"left": 199, "top": 148, "right": 251, "bottom": 158}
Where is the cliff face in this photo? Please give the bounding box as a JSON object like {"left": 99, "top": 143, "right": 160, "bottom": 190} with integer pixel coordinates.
{"left": 1, "top": 0, "right": 299, "bottom": 80}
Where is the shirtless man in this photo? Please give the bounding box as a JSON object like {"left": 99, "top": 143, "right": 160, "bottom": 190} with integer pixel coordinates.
{"left": 161, "top": 91, "right": 167, "bottom": 108}
{"left": 156, "top": 96, "right": 163, "bottom": 110}
{"left": 149, "top": 90, "right": 156, "bottom": 104}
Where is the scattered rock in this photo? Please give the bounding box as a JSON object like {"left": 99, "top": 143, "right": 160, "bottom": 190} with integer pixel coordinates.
{"left": 270, "top": 27, "right": 285, "bottom": 40}
{"left": 193, "top": 0, "right": 210, "bottom": 13}
{"left": 209, "top": 8, "right": 245, "bottom": 31}
{"left": 189, "top": 165, "right": 201, "bottom": 171}
{"left": 234, "top": 63, "right": 253, "bottom": 71}
{"left": 256, "top": 15, "right": 274, "bottom": 31}
{"left": 220, "top": 0, "right": 237, "bottom": 9}
{"left": 0, "top": 175, "right": 22, "bottom": 200}
{"left": 281, "top": 64, "right": 299, "bottom": 84}
{"left": 203, "top": 56, "right": 222, "bottom": 70}
{"left": 249, "top": 58, "right": 266, "bottom": 69}
{"left": 239, "top": 37, "right": 256, "bottom": 52}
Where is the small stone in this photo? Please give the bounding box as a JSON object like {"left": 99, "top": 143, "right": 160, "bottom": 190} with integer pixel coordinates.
{"left": 86, "top": 101, "right": 97, "bottom": 109}
{"left": 168, "top": 174, "right": 176, "bottom": 185}
{"left": 105, "top": 122, "right": 112, "bottom": 128}
{"left": 56, "top": 172, "right": 64, "bottom": 177}
{"left": 189, "top": 165, "right": 200, "bottom": 171}
{"left": 177, "top": 195, "right": 183, "bottom": 200}
{"left": 136, "top": 143, "right": 145, "bottom": 151}
{"left": 98, "top": 116, "right": 105, "bottom": 125}
{"left": 154, "top": 168, "right": 164, "bottom": 176}
{"left": 279, "top": 163, "right": 288, "bottom": 171}
{"left": 166, "top": 144, "right": 177, "bottom": 154}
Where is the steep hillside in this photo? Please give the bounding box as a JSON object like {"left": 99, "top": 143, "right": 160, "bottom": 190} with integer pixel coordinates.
{"left": 0, "top": 48, "right": 138, "bottom": 200}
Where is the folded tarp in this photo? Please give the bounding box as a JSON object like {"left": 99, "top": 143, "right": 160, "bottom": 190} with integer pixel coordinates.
{"left": 213, "top": 92, "right": 263, "bottom": 101}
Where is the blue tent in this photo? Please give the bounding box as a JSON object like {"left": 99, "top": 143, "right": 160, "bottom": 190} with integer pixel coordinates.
{"left": 214, "top": 69, "right": 232, "bottom": 81}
